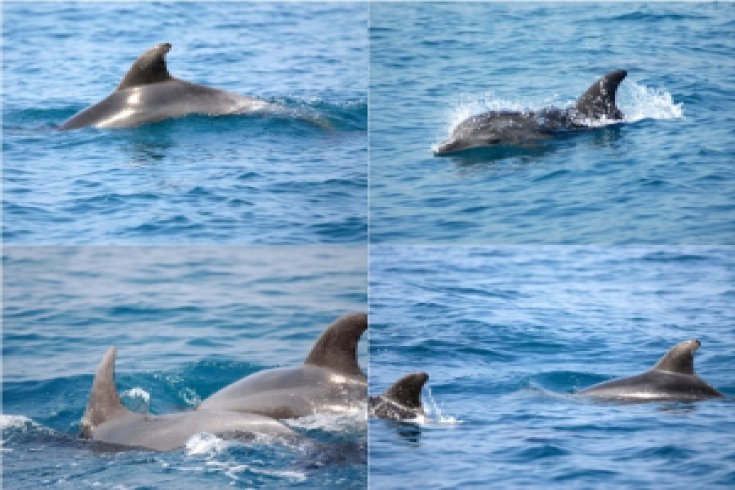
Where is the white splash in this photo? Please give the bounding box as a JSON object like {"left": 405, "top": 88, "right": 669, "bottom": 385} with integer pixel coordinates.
{"left": 619, "top": 80, "right": 684, "bottom": 123}
{"left": 1, "top": 414, "right": 45, "bottom": 452}
{"left": 205, "top": 460, "right": 307, "bottom": 483}
{"left": 122, "top": 387, "right": 150, "bottom": 404}
{"left": 185, "top": 432, "right": 230, "bottom": 456}
{"left": 423, "top": 387, "right": 462, "bottom": 426}
{"left": 0, "top": 414, "right": 34, "bottom": 429}
{"left": 447, "top": 92, "right": 529, "bottom": 132}
{"left": 180, "top": 387, "right": 201, "bottom": 407}
{"left": 247, "top": 467, "right": 307, "bottom": 482}
{"left": 285, "top": 404, "right": 367, "bottom": 432}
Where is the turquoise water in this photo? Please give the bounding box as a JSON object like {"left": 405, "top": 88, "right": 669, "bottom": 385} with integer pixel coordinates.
{"left": 2, "top": 246, "right": 367, "bottom": 489}
{"left": 370, "top": 3, "right": 735, "bottom": 244}
{"left": 2, "top": 2, "right": 367, "bottom": 244}
{"left": 370, "top": 246, "right": 735, "bottom": 488}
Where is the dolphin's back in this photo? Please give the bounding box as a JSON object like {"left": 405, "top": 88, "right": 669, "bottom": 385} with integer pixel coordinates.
{"left": 580, "top": 370, "right": 723, "bottom": 401}
{"left": 198, "top": 365, "right": 367, "bottom": 419}
{"left": 61, "top": 80, "right": 265, "bottom": 129}
{"left": 91, "top": 410, "right": 294, "bottom": 451}
{"left": 59, "top": 42, "right": 270, "bottom": 130}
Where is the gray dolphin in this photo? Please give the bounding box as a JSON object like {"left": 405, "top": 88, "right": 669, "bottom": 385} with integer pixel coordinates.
{"left": 81, "top": 347, "right": 296, "bottom": 451}
{"left": 579, "top": 339, "right": 724, "bottom": 402}
{"left": 60, "top": 43, "right": 272, "bottom": 130}
{"left": 369, "top": 372, "right": 429, "bottom": 421}
{"left": 198, "top": 312, "right": 367, "bottom": 418}
{"left": 434, "top": 69, "right": 627, "bottom": 155}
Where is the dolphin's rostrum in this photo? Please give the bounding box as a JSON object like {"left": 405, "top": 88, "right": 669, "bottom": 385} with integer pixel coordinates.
{"left": 435, "top": 70, "right": 628, "bottom": 155}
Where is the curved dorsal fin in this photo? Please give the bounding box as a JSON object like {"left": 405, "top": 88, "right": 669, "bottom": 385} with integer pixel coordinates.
{"left": 652, "top": 339, "right": 700, "bottom": 374}
{"left": 574, "top": 69, "right": 627, "bottom": 119}
{"left": 383, "top": 372, "right": 429, "bottom": 409}
{"left": 81, "top": 347, "right": 129, "bottom": 437}
{"left": 304, "top": 312, "right": 367, "bottom": 378}
{"left": 117, "top": 43, "right": 173, "bottom": 91}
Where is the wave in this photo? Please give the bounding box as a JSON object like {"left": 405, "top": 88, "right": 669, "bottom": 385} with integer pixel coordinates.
{"left": 0, "top": 414, "right": 35, "bottom": 430}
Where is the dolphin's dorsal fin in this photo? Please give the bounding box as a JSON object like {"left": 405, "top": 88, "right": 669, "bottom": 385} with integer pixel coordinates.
{"left": 383, "top": 372, "right": 429, "bottom": 409}
{"left": 81, "top": 347, "right": 130, "bottom": 437}
{"left": 574, "top": 69, "right": 627, "bottom": 120}
{"left": 117, "top": 43, "right": 173, "bottom": 91}
{"left": 652, "top": 339, "right": 700, "bottom": 375}
{"left": 304, "top": 312, "right": 367, "bottom": 378}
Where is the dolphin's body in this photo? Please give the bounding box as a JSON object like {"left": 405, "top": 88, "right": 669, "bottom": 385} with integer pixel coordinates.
{"left": 434, "top": 70, "right": 628, "bottom": 155}
{"left": 81, "top": 348, "right": 296, "bottom": 451}
{"left": 60, "top": 43, "right": 272, "bottom": 130}
{"left": 199, "top": 313, "right": 368, "bottom": 419}
{"left": 579, "top": 339, "right": 724, "bottom": 402}
{"left": 369, "top": 372, "right": 429, "bottom": 421}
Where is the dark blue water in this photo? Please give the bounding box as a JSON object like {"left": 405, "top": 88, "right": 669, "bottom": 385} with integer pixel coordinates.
{"left": 2, "top": 2, "right": 367, "bottom": 244}
{"left": 370, "top": 246, "right": 735, "bottom": 489}
{"left": 370, "top": 3, "right": 735, "bottom": 244}
{"left": 2, "top": 246, "right": 367, "bottom": 489}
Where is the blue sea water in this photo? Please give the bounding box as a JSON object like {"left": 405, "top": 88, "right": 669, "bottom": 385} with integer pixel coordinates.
{"left": 369, "top": 3, "right": 735, "bottom": 244}
{"left": 2, "top": 2, "right": 367, "bottom": 244}
{"left": 370, "top": 246, "right": 735, "bottom": 489}
{"left": 2, "top": 246, "right": 367, "bottom": 489}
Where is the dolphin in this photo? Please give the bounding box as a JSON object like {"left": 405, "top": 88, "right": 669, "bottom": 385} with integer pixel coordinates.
{"left": 434, "top": 69, "right": 628, "bottom": 155}
{"left": 369, "top": 372, "right": 429, "bottom": 421}
{"left": 198, "top": 312, "right": 367, "bottom": 418}
{"left": 81, "top": 347, "right": 296, "bottom": 451}
{"left": 579, "top": 339, "right": 724, "bottom": 402}
{"left": 60, "top": 43, "right": 273, "bottom": 130}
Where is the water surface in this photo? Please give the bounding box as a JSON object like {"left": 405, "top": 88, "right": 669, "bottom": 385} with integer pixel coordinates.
{"left": 2, "top": 246, "right": 367, "bottom": 489}
{"left": 370, "top": 3, "right": 735, "bottom": 244}
{"left": 3, "top": 2, "right": 367, "bottom": 244}
{"left": 370, "top": 246, "right": 735, "bottom": 489}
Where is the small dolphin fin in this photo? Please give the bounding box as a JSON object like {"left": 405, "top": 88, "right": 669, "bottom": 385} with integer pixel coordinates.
{"left": 383, "top": 372, "right": 429, "bottom": 409}
{"left": 574, "top": 69, "right": 627, "bottom": 119}
{"left": 304, "top": 312, "right": 367, "bottom": 378}
{"left": 652, "top": 339, "right": 700, "bottom": 375}
{"left": 117, "top": 43, "right": 173, "bottom": 91}
{"left": 81, "top": 347, "right": 130, "bottom": 438}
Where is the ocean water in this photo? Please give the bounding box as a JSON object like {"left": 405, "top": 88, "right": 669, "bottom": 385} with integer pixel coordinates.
{"left": 2, "top": 2, "right": 367, "bottom": 244}
{"left": 370, "top": 3, "right": 735, "bottom": 244}
{"left": 370, "top": 246, "right": 735, "bottom": 489}
{"left": 2, "top": 246, "right": 367, "bottom": 489}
